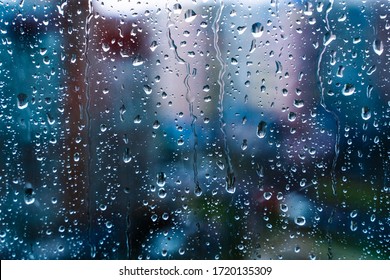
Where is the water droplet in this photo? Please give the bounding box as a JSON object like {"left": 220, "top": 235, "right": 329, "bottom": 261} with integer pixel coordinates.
{"left": 123, "top": 148, "right": 131, "bottom": 163}
{"left": 263, "top": 192, "right": 272, "bottom": 200}
{"left": 350, "top": 210, "right": 358, "bottom": 218}
{"left": 153, "top": 120, "right": 160, "bottom": 129}
{"left": 173, "top": 3, "right": 182, "bottom": 14}
{"left": 257, "top": 121, "right": 267, "bottom": 138}
{"left": 151, "top": 214, "right": 158, "bottom": 222}
{"left": 294, "top": 216, "right": 306, "bottom": 226}
{"left": 275, "top": 60, "right": 282, "bottom": 73}
{"left": 350, "top": 221, "right": 358, "bottom": 231}
{"left": 288, "top": 112, "right": 297, "bottom": 122}
{"left": 280, "top": 204, "right": 288, "bottom": 212}
{"left": 237, "top": 25, "right": 247, "bottom": 35}
{"left": 361, "top": 107, "right": 371, "bottom": 121}
{"left": 24, "top": 183, "right": 35, "bottom": 205}
{"left": 17, "top": 93, "right": 28, "bottom": 109}
{"left": 157, "top": 172, "right": 166, "bottom": 187}
{"left": 342, "top": 84, "right": 355, "bottom": 96}
{"left": 58, "top": 245, "right": 64, "bottom": 252}
{"left": 323, "top": 32, "right": 336, "bottom": 46}
{"left": 150, "top": 40, "right": 158, "bottom": 52}
{"left": 102, "top": 42, "right": 110, "bottom": 52}
{"left": 73, "top": 152, "right": 80, "bottom": 162}
{"left": 225, "top": 172, "right": 236, "bottom": 194}
{"left": 143, "top": 85, "right": 152, "bottom": 95}
{"left": 241, "top": 139, "right": 248, "bottom": 150}
{"left": 216, "top": 160, "right": 225, "bottom": 170}
{"left": 184, "top": 9, "right": 197, "bottom": 23}
{"left": 132, "top": 56, "right": 144, "bottom": 66}
{"left": 294, "top": 99, "right": 304, "bottom": 108}
{"left": 194, "top": 183, "right": 203, "bottom": 196}
{"left": 373, "top": 39, "right": 383, "bottom": 56}
{"left": 158, "top": 188, "right": 167, "bottom": 199}
{"left": 134, "top": 115, "right": 142, "bottom": 124}
{"left": 251, "top": 22, "right": 264, "bottom": 38}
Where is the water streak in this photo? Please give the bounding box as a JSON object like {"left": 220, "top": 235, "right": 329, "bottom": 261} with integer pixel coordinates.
{"left": 316, "top": 0, "right": 339, "bottom": 197}
{"left": 84, "top": 0, "right": 95, "bottom": 258}
{"left": 212, "top": 1, "right": 235, "bottom": 193}
{"left": 166, "top": 4, "right": 200, "bottom": 195}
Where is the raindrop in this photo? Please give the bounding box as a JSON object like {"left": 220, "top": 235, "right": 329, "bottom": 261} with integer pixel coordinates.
{"left": 237, "top": 26, "right": 247, "bottom": 35}
{"left": 17, "top": 93, "right": 28, "bottom": 109}
{"left": 288, "top": 112, "right": 297, "bottom": 122}
{"left": 150, "top": 40, "right": 158, "bottom": 52}
{"left": 158, "top": 188, "right": 167, "bottom": 199}
{"left": 251, "top": 22, "right": 264, "bottom": 38}
{"left": 184, "top": 9, "right": 197, "bottom": 23}
{"left": 263, "top": 192, "right": 272, "bottom": 200}
{"left": 132, "top": 56, "right": 144, "bottom": 66}
{"left": 373, "top": 39, "right": 383, "bottom": 56}
{"left": 361, "top": 107, "right": 371, "bottom": 121}
{"left": 143, "top": 85, "right": 152, "bottom": 95}
{"left": 173, "top": 3, "right": 182, "bottom": 14}
{"left": 225, "top": 172, "right": 236, "bottom": 194}
{"left": 123, "top": 148, "right": 131, "bottom": 163}
{"left": 257, "top": 121, "right": 267, "bottom": 138}
{"left": 294, "top": 216, "right": 306, "bottom": 226}
{"left": 241, "top": 139, "right": 248, "bottom": 150}
{"left": 24, "top": 183, "right": 35, "bottom": 205}
{"left": 342, "top": 84, "right": 355, "bottom": 96}
{"left": 157, "top": 172, "right": 166, "bottom": 187}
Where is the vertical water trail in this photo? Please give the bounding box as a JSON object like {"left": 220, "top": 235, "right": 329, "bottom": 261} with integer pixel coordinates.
{"left": 316, "top": 0, "right": 339, "bottom": 197}
{"left": 212, "top": 0, "right": 235, "bottom": 193}
{"left": 316, "top": 0, "right": 339, "bottom": 260}
{"left": 166, "top": 4, "right": 201, "bottom": 196}
{"left": 83, "top": 0, "right": 95, "bottom": 258}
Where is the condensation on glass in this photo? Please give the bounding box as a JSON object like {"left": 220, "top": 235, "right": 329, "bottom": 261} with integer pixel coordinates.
{"left": 0, "top": 0, "right": 389, "bottom": 259}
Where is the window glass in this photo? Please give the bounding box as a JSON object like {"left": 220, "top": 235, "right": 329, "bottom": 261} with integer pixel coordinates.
{"left": 0, "top": 0, "right": 388, "bottom": 259}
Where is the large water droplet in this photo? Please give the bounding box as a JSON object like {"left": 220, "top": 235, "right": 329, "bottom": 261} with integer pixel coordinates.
{"left": 257, "top": 121, "right": 267, "bottom": 138}
{"left": 123, "top": 147, "right": 131, "bottom": 163}
{"left": 157, "top": 172, "right": 166, "bottom": 187}
{"left": 251, "top": 22, "right": 264, "bottom": 38}
{"left": 342, "top": 84, "right": 355, "bottom": 96}
{"left": 225, "top": 172, "right": 236, "bottom": 194}
{"left": 361, "top": 107, "right": 371, "bottom": 121}
{"left": 17, "top": 93, "right": 28, "bottom": 109}
{"left": 373, "top": 39, "right": 383, "bottom": 56}
{"left": 184, "top": 9, "right": 197, "bottom": 23}
{"left": 294, "top": 216, "right": 306, "bottom": 226}
{"left": 24, "top": 183, "right": 35, "bottom": 205}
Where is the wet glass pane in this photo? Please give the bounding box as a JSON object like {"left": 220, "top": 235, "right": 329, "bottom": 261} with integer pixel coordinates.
{"left": 0, "top": 0, "right": 389, "bottom": 260}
